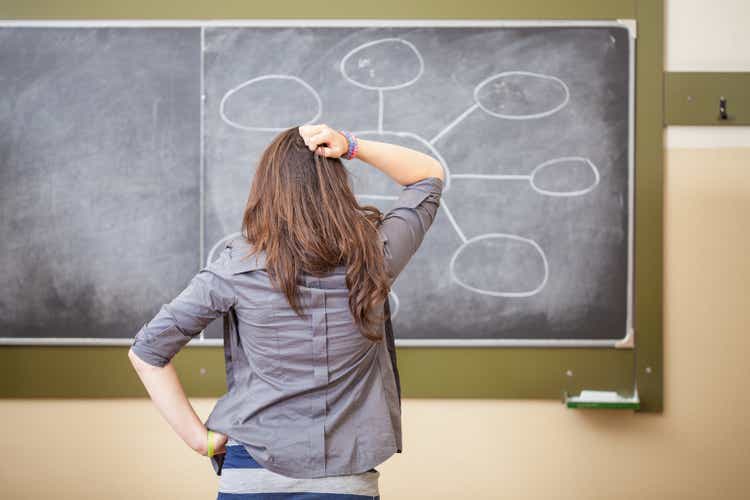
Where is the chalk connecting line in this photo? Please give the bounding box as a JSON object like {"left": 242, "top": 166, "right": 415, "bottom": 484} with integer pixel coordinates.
{"left": 212, "top": 38, "right": 601, "bottom": 319}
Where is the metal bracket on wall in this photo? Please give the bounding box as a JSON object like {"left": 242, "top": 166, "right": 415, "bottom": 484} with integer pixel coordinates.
{"left": 617, "top": 18, "right": 637, "bottom": 38}
{"left": 666, "top": 72, "right": 750, "bottom": 125}
{"left": 614, "top": 327, "right": 635, "bottom": 349}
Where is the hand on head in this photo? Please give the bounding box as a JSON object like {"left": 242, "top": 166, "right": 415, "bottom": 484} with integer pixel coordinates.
{"left": 298, "top": 124, "right": 349, "bottom": 158}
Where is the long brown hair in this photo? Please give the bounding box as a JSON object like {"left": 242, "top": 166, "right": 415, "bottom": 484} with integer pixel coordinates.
{"left": 240, "top": 126, "right": 390, "bottom": 342}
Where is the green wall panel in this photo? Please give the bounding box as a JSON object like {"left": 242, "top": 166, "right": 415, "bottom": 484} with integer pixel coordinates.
{"left": 1, "top": 1, "right": 634, "bottom": 20}
{"left": 666, "top": 72, "right": 750, "bottom": 125}
{"left": 0, "top": 0, "right": 663, "bottom": 412}
{"left": 632, "top": 0, "right": 664, "bottom": 412}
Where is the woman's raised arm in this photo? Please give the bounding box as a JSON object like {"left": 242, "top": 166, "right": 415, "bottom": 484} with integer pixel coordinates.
{"left": 298, "top": 124, "right": 445, "bottom": 185}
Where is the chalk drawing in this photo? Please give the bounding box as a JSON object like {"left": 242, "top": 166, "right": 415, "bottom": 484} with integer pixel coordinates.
{"left": 213, "top": 37, "right": 600, "bottom": 304}
{"left": 219, "top": 74, "right": 322, "bottom": 132}
{"left": 474, "top": 70, "right": 570, "bottom": 120}
{"left": 451, "top": 156, "right": 600, "bottom": 197}
{"left": 340, "top": 38, "right": 424, "bottom": 91}
{"left": 388, "top": 290, "right": 400, "bottom": 319}
{"left": 449, "top": 233, "right": 549, "bottom": 297}
{"left": 430, "top": 71, "right": 570, "bottom": 145}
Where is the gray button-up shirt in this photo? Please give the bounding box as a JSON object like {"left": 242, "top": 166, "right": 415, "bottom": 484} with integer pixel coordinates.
{"left": 130, "top": 176, "right": 443, "bottom": 478}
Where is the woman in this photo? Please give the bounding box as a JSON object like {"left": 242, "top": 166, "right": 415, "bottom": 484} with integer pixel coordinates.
{"left": 128, "top": 123, "right": 445, "bottom": 499}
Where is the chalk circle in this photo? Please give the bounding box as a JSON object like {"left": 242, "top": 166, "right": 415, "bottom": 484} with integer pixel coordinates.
{"left": 449, "top": 233, "right": 549, "bottom": 297}
{"left": 388, "top": 290, "right": 400, "bottom": 320}
{"left": 473, "top": 70, "right": 570, "bottom": 120}
{"left": 340, "top": 38, "right": 424, "bottom": 91}
{"left": 530, "top": 156, "right": 600, "bottom": 197}
{"left": 353, "top": 130, "right": 451, "bottom": 192}
{"left": 219, "top": 75, "right": 322, "bottom": 131}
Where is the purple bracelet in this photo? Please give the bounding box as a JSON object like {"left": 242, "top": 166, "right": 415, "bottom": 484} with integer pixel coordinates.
{"left": 339, "top": 130, "right": 359, "bottom": 160}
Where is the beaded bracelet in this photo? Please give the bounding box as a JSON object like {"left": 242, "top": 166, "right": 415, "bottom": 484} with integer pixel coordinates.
{"left": 339, "top": 130, "right": 359, "bottom": 160}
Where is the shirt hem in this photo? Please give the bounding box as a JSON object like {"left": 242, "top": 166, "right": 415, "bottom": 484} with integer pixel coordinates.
{"left": 240, "top": 442, "right": 399, "bottom": 479}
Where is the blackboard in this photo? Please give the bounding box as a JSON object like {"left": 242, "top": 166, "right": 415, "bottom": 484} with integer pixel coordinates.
{"left": 0, "top": 21, "right": 634, "bottom": 347}
{"left": 0, "top": 26, "right": 202, "bottom": 341}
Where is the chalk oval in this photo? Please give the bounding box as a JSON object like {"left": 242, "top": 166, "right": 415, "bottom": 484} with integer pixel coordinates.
{"left": 388, "top": 290, "right": 400, "bottom": 320}
{"left": 219, "top": 75, "right": 321, "bottom": 131}
{"left": 340, "top": 38, "right": 424, "bottom": 90}
{"left": 473, "top": 71, "right": 570, "bottom": 119}
{"left": 530, "top": 157, "right": 600, "bottom": 197}
{"left": 449, "top": 234, "right": 548, "bottom": 297}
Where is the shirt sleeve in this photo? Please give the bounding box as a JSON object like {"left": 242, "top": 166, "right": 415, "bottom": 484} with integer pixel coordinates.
{"left": 130, "top": 246, "right": 238, "bottom": 368}
{"left": 378, "top": 176, "right": 444, "bottom": 285}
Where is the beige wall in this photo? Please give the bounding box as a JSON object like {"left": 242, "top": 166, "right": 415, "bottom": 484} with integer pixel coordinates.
{"left": 3, "top": 2, "right": 750, "bottom": 498}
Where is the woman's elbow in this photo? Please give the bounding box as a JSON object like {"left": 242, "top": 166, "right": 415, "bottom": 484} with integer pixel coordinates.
{"left": 128, "top": 347, "right": 145, "bottom": 368}
{"left": 128, "top": 346, "right": 161, "bottom": 370}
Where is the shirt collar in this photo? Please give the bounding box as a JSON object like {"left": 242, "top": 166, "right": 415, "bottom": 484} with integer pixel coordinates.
{"left": 227, "top": 237, "right": 267, "bottom": 274}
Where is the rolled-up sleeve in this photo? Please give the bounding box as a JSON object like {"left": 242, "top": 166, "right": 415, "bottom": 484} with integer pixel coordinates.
{"left": 378, "top": 176, "right": 444, "bottom": 284}
{"left": 130, "top": 246, "right": 237, "bottom": 367}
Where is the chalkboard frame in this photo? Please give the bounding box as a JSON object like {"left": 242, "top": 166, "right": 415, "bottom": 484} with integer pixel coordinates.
{"left": 0, "top": 0, "right": 663, "bottom": 412}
